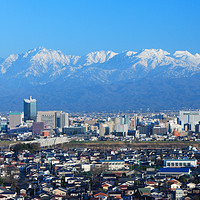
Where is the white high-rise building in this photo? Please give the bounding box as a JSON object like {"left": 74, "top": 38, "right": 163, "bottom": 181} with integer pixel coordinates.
{"left": 178, "top": 110, "right": 200, "bottom": 131}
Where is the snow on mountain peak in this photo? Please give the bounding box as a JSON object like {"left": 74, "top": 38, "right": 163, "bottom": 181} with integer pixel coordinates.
{"left": 1, "top": 47, "right": 200, "bottom": 84}
{"left": 125, "top": 51, "right": 137, "bottom": 56}
{"left": 173, "top": 50, "right": 193, "bottom": 57}
{"left": 31, "top": 48, "right": 70, "bottom": 66}
{"left": 128, "top": 49, "right": 171, "bottom": 69}
{"left": 0, "top": 54, "right": 19, "bottom": 74}
{"left": 173, "top": 51, "right": 200, "bottom": 66}
{"left": 137, "top": 49, "right": 170, "bottom": 58}
{"left": 81, "top": 50, "right": 118, "bottom": 66}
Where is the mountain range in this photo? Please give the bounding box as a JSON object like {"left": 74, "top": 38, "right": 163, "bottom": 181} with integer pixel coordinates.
{"left": 0, "top": 47, "right": 200, "bottom": 112}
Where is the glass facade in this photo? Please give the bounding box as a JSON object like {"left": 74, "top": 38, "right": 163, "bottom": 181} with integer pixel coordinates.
{"left": 24, "top": 96, "right": 37, "bottom": 122}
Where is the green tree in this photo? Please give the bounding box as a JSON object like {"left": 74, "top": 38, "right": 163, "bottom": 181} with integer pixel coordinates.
{"left": 11, "top": 142, "right": 40, "bottom": 153}
{"left": 179, "top": 176, "right": 187, "bottom": 183}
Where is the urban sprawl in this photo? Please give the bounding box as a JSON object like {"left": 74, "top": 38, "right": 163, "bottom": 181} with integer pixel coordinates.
{"left": 0, "top": 97, "right": 200, "bottom": 200}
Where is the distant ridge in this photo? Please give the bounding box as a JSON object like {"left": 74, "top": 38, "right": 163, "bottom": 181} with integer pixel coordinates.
{"left": 0, "top": 47, "right": 200, "bottom": 112}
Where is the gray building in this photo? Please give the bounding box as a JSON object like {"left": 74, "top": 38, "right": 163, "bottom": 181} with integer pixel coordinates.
{"left": 37, "top": 111, "right": 69, "bottom": 130}
{"left": 55, "top": 111, "right": 69, "bottom": 129}
{"left": 37, "top": 111, "right": 56, "bottom": 129}
{"left": 178, "top": 110, "right": 200, "bottom": 131}
{"left": 9, "top": 112, "right": 23, "bottom": 129}
{"left": 32, "top": 122, "right": 45, "bottom": 135}
{"left": 152, "top": 126, "right": 167, "bottom": 135}
{"left": 24, "top": 96, "right": 37, "bottom": 122}
{"left": 62, "top": 126, "right": 85, "bottom": 135}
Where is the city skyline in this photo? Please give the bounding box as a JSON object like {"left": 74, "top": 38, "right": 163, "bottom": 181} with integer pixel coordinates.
{"left": 1, "top": 1, "right": 200, "bottom": 198}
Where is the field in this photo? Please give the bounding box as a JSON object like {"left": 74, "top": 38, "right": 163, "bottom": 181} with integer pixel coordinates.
{"left": 64, "top": 140, "right": 200, "bottom": 150}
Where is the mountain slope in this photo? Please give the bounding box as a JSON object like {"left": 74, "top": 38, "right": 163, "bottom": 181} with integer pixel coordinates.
{"left": 0, "top": 47, "right": 200, "bottom": 111}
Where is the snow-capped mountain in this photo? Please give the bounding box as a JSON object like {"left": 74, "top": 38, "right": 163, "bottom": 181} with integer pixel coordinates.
{"left": 0, "top": 47, "right": 200, "bottom": 111}
{"left": 1, "top": 47, "right": 200, "bottom": 86}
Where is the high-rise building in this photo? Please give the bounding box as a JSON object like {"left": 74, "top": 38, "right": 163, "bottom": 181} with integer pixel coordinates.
{"left": 24, "top": 96, "right": 37, "bottom": 122}
{"left": 55, "top": 111, "right": 69, "bottom": 129}
{"left": 195, "top": 122, "right": 200, "bottom": 133}
{"left": 120, "top": 115, "right": 129, "bottom": 125}
{"left": 37, "top": 110, "right": 69, "bottom": 130}
{"left": 37, "top": 111, "right": 56, "bottom": 129}
{"left": 178, "top": 110, "right": 200, "bottom": 131}
{"left": 9, "top": 112, "right": 23, "bottom": 129}
{"left": 116, "top": 124, "right": 128, "bottom": 137}
{"left": 99, "top": 123, "right": 109, "bottom": 137}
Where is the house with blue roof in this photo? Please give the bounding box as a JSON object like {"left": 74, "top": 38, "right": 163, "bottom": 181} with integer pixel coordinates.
{"left": 158, "top": 168, "right": 191, "bottom": 176}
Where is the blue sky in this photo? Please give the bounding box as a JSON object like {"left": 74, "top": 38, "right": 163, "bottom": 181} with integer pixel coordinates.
{"left": 0, "top": 0, "right": 200, "bottom": 57}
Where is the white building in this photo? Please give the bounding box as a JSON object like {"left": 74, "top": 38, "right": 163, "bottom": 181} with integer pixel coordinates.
{"left": 115, "top": 124, "right": 128, "bottom": 137}
{"left": 164, "top": 159, "right": 197, "bottom": 168}
{"left": 168, "top": 120, "right": 182, "bottom": 133}
{"left": 81, "top": 163, "right": 94, "bottom": 172}
{"left": 175, "top": 189, "right": 183, "bottom": 200}
{"left": 178, "top": 110, "right": 200, "bottom": 131}
{"left": 101, "top": 160, "right": 125, "bottom": 171}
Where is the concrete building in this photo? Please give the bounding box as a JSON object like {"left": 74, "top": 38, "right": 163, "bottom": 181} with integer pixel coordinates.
{"left": 195, "top": 122, "right": 200, "bottom": 133}
{"left": 178, "top": 110, "right": 200, "bottom": 131}
{"left": 164, "top": 159, "right": 197, "bottom": 168}
{"left": 37, "top": 111, "right": 56, "bottom": 129}
{"left": 32, "top": 122, "right": 45, "bottom": 136}
{"left": 55, "top": 111, "right": 69, "bottom": 129}
{"left": 120, "top": 115, "right": 129, "bottom": 125}
{"left": 152, "top": 126, "right": 167, "bottom": 135}
{"left": 106, "top": 120, "right": 115, "bottom": 133}
{"left": 114, "top": 117, "right": 120, "bottom": 125}
{"left": 115, "top": 124, "right": 128, "bottom": 137}
{"left": 62, "top": 126, "right": 85, "bottom": 135}
{"left": 175, "top": 189, "right": 183, "bottom": 200}
{"left": 101, "top": 160, "right": 125, "bottom": 171}
{"left": 138, "top": 125, "right": 151, "bottom": 136}
{"left": 37, "top": 111, "right": 69, "bottom": 130}
{"left": 24, "top": 96, "right": 37, "bottom": 122}
{"left": 99, "top": 123, "right": 109, "bottom": 137}
{"left": 9, "top": 112, "right": 23, "bottom": 129}
{"left": 168, "top": 120, "right": 182, "bottom": 134}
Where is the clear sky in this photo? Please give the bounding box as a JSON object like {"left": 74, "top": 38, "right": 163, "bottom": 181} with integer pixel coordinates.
{"left": 0, "top": 0, "right": 200, "bottom": 58}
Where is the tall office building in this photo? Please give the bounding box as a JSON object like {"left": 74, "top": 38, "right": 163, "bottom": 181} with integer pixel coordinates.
{"left": 55, "top": 111, "right": 69, "bottom": 129}
{"left": 99, "top": 123, "right": 109, "bottom": 137}
{"left": 37, "top": 111, "right": 56, "bottom": 129}
{"left": 178, "top": 110, "right": 200, "bottom": 131}
{"left": 120, "top": 115, "right": 129, "bottom": 125}
{"left": 24, "top": 96, "right": 37, "bottom": 122}
{"left": 37, "top": 110, "right": 69, "bottom": 130}
{"left": 9, "top": 112, "right": 23, "bottom": 129}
